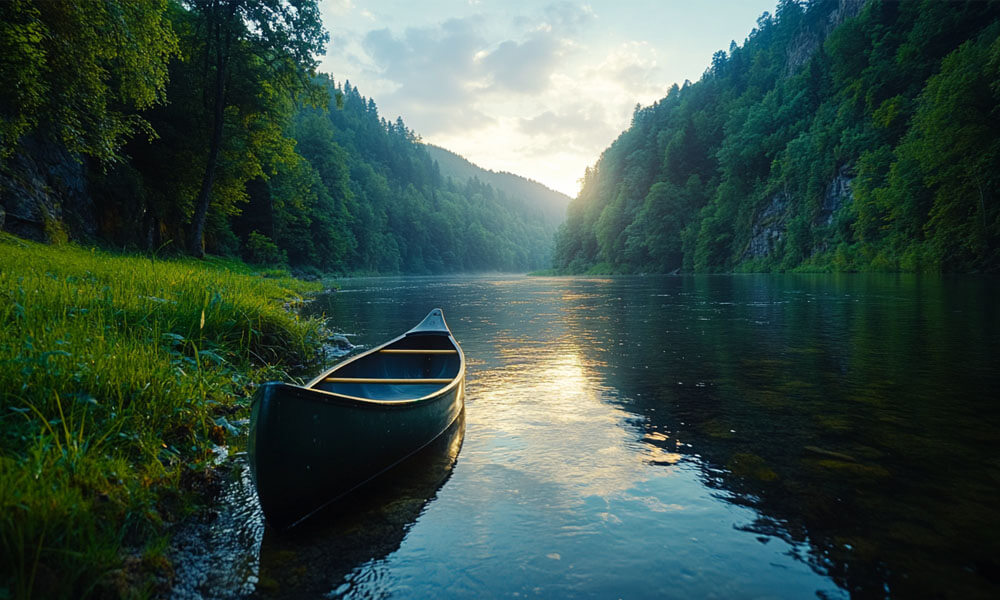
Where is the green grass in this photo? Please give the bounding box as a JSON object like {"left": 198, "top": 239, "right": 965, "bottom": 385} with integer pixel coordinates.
{"left": 0, "top": 234, "right": 326, "bottom": 599}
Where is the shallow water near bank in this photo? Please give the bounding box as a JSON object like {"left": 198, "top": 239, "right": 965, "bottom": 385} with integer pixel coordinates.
{"left": 177, "top": 274, "right": 1000, "bottom": 598}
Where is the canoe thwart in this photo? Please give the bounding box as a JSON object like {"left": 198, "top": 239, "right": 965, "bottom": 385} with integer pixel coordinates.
{"left": 322, "top": 377, "right": 453, "bottom": 384}
{"left": 379, "top": 349, "right": 458, "bottom": 354}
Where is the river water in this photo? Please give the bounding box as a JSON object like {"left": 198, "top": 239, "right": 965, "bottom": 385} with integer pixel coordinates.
{"left": 185, "top": 274, "right": 1000, "bottom": 599}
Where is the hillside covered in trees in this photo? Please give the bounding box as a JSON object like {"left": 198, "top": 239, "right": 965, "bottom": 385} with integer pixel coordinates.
{"left": 554, "top": 0, "right": 1000, "bottom": 273}
{"left": 0, "top": 0, "right": 558, "bottom": 274}
{"left": 423, "top": 144, "right": 571, "bottom": 228}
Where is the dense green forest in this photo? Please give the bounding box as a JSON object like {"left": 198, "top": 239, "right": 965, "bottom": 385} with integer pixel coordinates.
{"left": 423, "top": 144, "right": 571, "bottom": 227}
{"left": 554, "top": 0, "right": 1000, "bottom": 273}
{"left": 0, "top": 0, "right": 557, "bottom": 273}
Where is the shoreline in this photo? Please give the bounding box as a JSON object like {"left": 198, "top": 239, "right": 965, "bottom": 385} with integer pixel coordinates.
{"left": 0, "top": 234, "right": 328, "bottom": 598}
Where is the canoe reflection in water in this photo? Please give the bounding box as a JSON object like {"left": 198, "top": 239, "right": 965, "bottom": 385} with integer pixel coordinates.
{"left": 253, "top": 410, "right": 465, "bottom": 598}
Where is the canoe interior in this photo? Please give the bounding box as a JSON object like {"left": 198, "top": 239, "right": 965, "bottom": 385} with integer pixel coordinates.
{"left": 312, "top": 332, "right": 461, "bottom": 401}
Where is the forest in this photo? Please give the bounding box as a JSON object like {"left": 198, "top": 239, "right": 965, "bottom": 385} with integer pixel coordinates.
{"left": 553, "top": 0, "right": 1000, "bottom": 273}
{"left": 0, "top": 0, "right": 559, "bottom": 274}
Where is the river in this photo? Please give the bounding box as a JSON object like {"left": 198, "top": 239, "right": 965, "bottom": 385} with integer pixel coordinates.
{"left": 177, "top": 274, "right": 1000, "bottom": 599}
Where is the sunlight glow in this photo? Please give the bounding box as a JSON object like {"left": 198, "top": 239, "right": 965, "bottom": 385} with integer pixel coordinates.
{"left": 469, "top": 340, "right": 673, "bottom": 501}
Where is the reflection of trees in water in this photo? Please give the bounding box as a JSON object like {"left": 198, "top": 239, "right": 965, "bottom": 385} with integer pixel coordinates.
{"left": 302, "top": 275, "right": 1000, "bottom": 596}
{"left": 560, "top": 275, "right": 1000, "bottom": 598}
{"left": 253, "top": 411, "right": 465, "bottom": 599}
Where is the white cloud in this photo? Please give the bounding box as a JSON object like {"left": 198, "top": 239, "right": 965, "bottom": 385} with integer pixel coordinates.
{"left": 361, "top": 18, "right": 485, "bottom": 104}
{"left": 396, "top": 103, "right": 497, "bottom": 137}
{"left": 592, "top": 41, "right": 664, "bottom": 96}
{"left": 319, "top": 1, "right": 672, "bottom": 196}
{"left": 481, "top": 30, "right": 562, "bottom": 93}
{"left": 543, "top": 2, "right": 596, "bottom": 33}
{"left": 324, "top": 0, "right": 354, "bottom": 15}
{"left": 518, "top": 105, "right": 617, "bottom": 155}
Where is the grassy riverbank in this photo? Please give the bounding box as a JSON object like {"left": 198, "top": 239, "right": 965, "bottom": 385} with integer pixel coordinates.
{"left": 0, "top": 234, "right": 326, "bottom": 598}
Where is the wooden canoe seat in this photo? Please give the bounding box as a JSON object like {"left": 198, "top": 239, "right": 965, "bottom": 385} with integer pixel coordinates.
{"left": 323, "top": 377, "right": 453, "bottom": 384}
{"left": 378, "top": 349, "right": 458, "bottom": 354}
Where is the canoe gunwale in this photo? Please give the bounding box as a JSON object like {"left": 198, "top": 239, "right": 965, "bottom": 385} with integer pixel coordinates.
{"left": 274, "top": 378, "right": 462, "bottom": 408}
{"left": 301, "top": 320, "right": 465, "bottom": 407}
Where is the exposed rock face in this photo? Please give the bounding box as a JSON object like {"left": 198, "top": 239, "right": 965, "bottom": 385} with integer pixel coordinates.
{"left": 816, "top": 165, "right": 854, "bottom": 227}
{"left": 0, "top": 135, "right": 95, "bottom": 242}
{"left": 743, "top": 164, "right": 855, "bottom": 261}
{"left": 786, "top": 31, "right": 822, "bottom": 74}
{"left": 786, "top": 0, "right": 868, "bottom": 73}
{"left": 838, "top": 0, "right": 867, "bottom": 23}
{"left": 744, "top": 192, "right": 790, "bottom": 260}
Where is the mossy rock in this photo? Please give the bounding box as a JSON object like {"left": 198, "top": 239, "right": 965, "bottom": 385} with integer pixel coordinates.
{"left": 815, "top": 414, "right": 852, "bottom": 432}
{"left": 728, "top": 452, "right": 779, "bottom": 482}
{"left": 814, "top": 459, "right": 890, "bottom": 478}
{"left": 701, "top": 418, "right": 736, "bottom": 439}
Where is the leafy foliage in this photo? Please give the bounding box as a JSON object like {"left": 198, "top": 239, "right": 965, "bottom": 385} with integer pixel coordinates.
{"left": 553, "top": 0, "right": 1000, "bottom": 273}
{"left": 2, "top": 1, "right": 556, "bottom": 274}
{"left": 180, "top": 0, "right": 330, "bottom": 257}
{"left": 296, "top": 79, "right": 558, "bottom": 273}
{"left": 0, "top": 0, "right": 179, "bottom": 159}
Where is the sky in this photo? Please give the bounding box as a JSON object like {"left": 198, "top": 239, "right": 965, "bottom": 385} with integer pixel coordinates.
{"left": 318, "top": 1, "right": 779, "bottom": 197}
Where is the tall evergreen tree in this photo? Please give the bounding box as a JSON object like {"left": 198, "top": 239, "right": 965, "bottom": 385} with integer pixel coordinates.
{"left": 553, "top": 0, "right": 1000, "bottom": 274}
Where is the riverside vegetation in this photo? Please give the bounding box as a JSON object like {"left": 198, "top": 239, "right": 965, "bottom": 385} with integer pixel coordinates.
{"left": 554, "top": 0, "right": 1000, "bottom": 274}
{"left": 0, "top": 0, "right": 565, "bottom": 274}
{"left": 0, "top": 233, "right": 327, "bottom": 598}
{"left": 3, "top": 0, "right": 999, "bottom": 596}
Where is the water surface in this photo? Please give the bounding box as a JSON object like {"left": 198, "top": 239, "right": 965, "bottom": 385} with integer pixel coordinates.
{"left": 207, "top": 274, "right": 1000, "bottom": 598}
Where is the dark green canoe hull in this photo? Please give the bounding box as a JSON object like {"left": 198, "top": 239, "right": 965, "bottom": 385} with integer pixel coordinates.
{"left": 249, "top": 380, "right": 464, "bottom": 529}
{"left": 248, "top": 309, "right": 465, "bottom": 529}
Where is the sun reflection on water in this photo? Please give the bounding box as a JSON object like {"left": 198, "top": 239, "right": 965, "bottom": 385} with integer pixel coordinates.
{"left": 271, "top": 274, "right": 997, "bottom": 599}
{"left": 467, "top": 337, "right": 673, "bottom": 502}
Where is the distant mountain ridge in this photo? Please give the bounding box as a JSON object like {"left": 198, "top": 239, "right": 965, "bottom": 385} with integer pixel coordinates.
{"left": 423, "top": 144, "right": 570, "bottom": 227}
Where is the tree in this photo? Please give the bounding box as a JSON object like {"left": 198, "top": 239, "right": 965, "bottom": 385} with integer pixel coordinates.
{"left": 0, "top": 0, "right": 178, "bottom": 159}
{"left": 552, "top": 0, "right": 1000, "bottom": 274}
{"left": 901, "top": 28, "right": 1000, "bottom": 270}
{"left": 185, "top": 0, "right": 328, "bottom": 257}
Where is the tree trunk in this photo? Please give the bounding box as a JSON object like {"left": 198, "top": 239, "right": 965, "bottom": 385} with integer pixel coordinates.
{"left": 188, "top": 2, "right": 230, "bottom": 258}
{"left": 188, "top": 83, "right": 224, "bottom": 257}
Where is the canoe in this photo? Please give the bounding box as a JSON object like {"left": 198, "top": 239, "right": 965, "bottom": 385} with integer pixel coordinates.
{"left": 248, "top": 308, "right": 466, "bottom": 529}
{"left": 257, "top": 411, "right": 466, "bottom": 590}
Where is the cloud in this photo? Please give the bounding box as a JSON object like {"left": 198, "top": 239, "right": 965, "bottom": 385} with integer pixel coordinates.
{"left": 324, "top": 0, "right": 354, "bottom": 15}
{"left": 543, "top": 2, "right": 596, "bottom": 33}
{"left": 480, "top": 30, "right": 562, "bottom": 93}
{"left": 320, "top": 1, "right": 665, "bottom": 195}
{"left": 511, "top": 2, "right": 594, "bottom": 34}
{"left": 361, "top": 17, "right": 485, "bottom": 104}
{"left": 517, "top": 105, "right": 617, "bottom": 154}
{"left": 357, "top": 10, "right": 573, "bottom": 111}
{"left": 354, "top": 2, "right": 601, "bottom": 111}
{"left": 593, "top": 41, "right": 664, "bottom": 95}
{"left": 397, "top": 103, "right": 497, "bottom": 137}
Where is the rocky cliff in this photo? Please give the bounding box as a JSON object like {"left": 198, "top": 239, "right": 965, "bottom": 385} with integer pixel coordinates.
{"left": 0, "top": 135, "right": 95, "bottom": 242}
{"left": 743, "top": 165, "right": 855, "bottom": 262}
